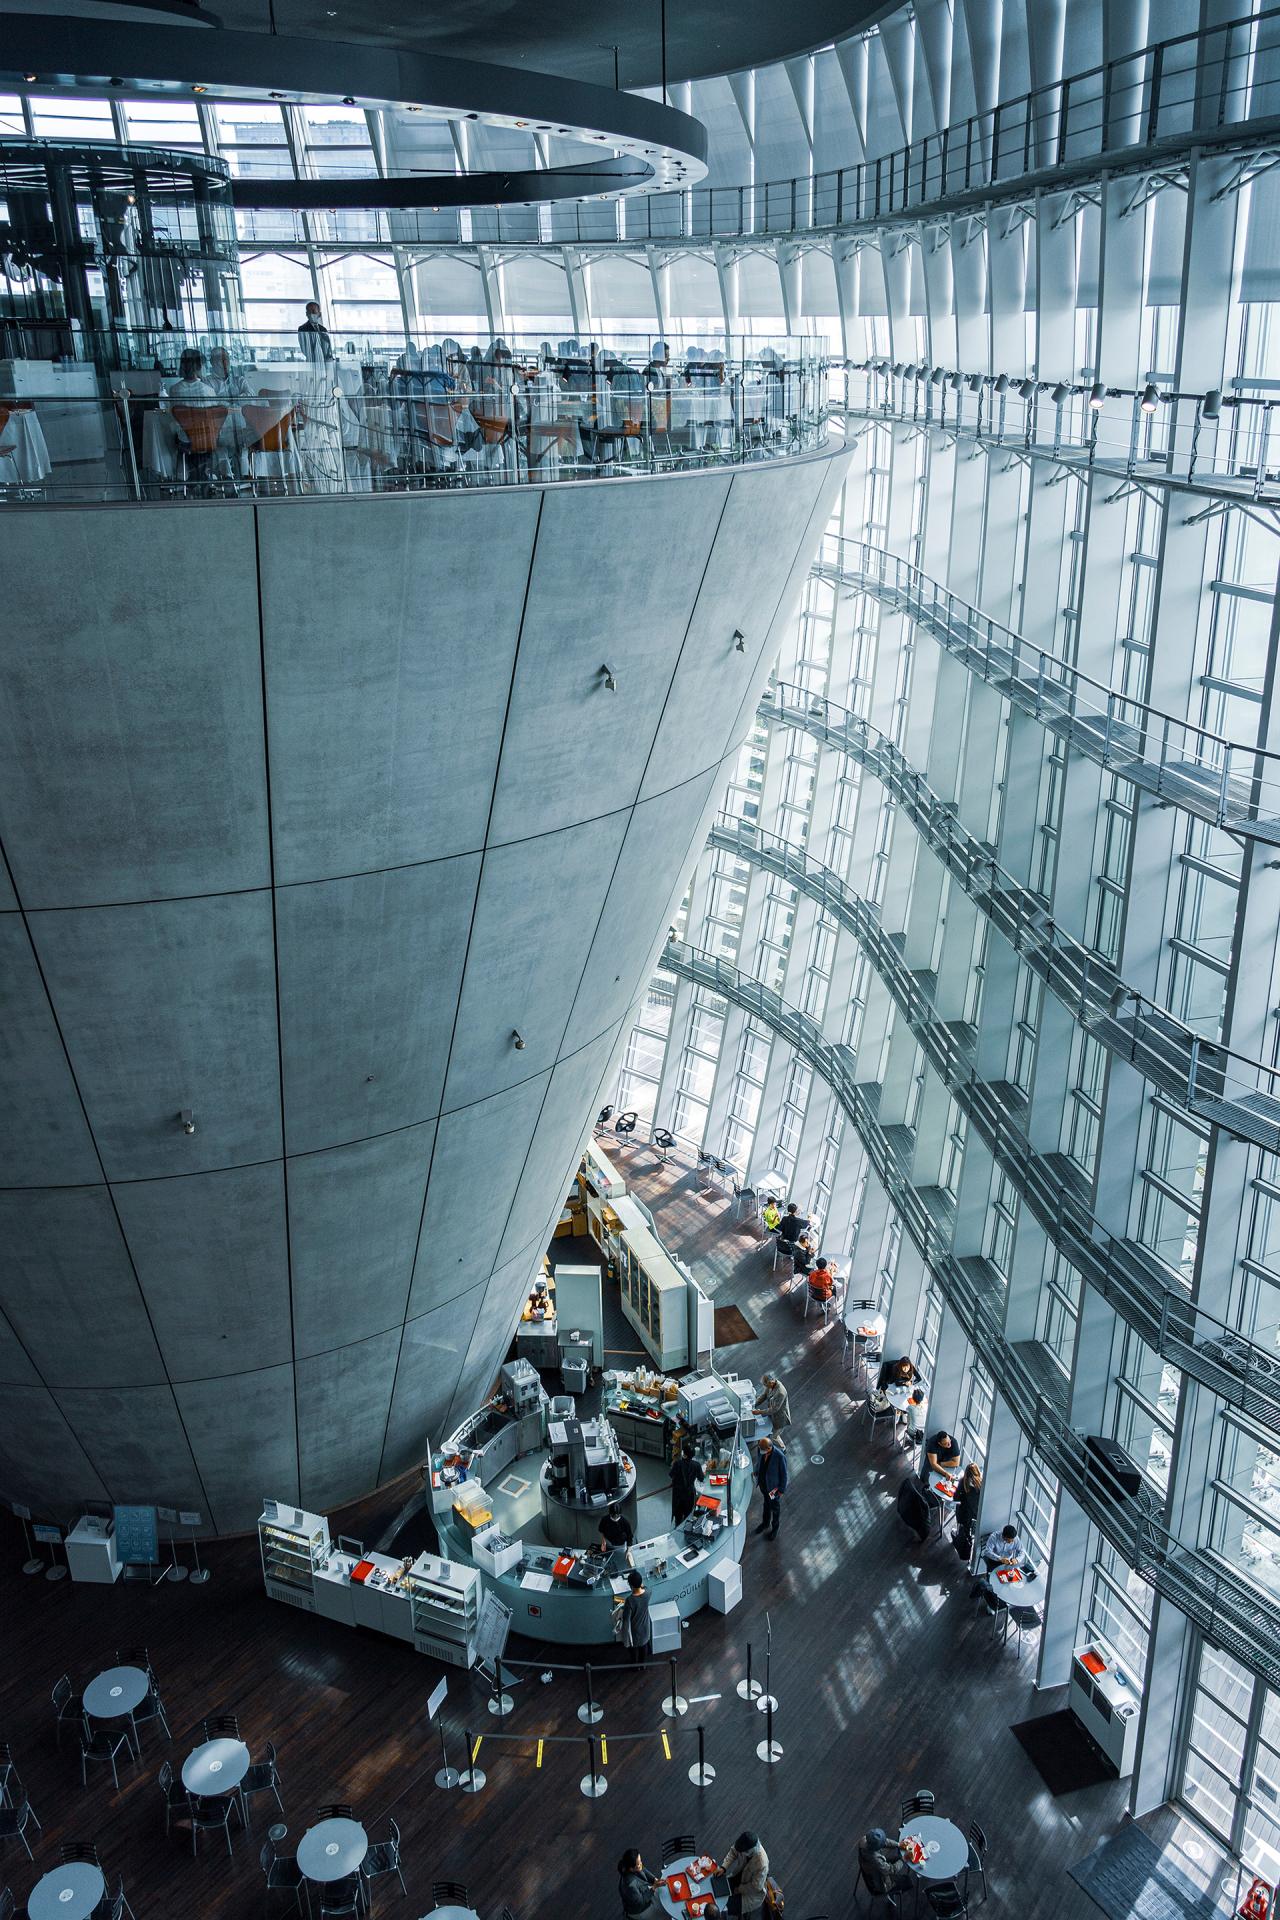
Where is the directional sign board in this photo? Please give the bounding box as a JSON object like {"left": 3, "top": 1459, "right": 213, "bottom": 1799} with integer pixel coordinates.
{"left": 113, "top": 1505, "right": 159, "bottom": 1566}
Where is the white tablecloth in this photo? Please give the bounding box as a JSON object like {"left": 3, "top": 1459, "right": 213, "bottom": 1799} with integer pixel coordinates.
{"left": 0, "top": 407, "right": 52, "bottom": 482}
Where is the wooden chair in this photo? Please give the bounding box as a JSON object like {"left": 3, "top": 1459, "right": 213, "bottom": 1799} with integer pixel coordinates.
{"left": 170, "top": 404, "right": 229, "bottom": 490}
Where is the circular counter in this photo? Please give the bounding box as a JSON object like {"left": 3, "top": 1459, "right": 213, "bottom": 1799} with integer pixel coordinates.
{"left": 539, "top": 1457, "right": 637, "bottom": 1549}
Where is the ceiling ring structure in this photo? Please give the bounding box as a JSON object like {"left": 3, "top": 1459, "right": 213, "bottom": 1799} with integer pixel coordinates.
{"left": 0, "top": 12, "right": 708, "bottom": 206}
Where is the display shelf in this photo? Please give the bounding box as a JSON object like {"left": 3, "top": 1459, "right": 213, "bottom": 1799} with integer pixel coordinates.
{"left": 258, "top": 1505, "right": 330, "bottom": 1615}
{"left": 408, "top": 1552, "right": 480, "bottom": 1667}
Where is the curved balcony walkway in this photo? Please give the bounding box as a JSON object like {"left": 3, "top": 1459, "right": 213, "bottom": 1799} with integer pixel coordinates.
{"left": 761, "top": 681, "right": 1280, "bottom": 1151}
{"left": 814, "top": 535, "right": 1280, "bottom": 843}
{"left": 707, "top": 811, "right": 1280, "bottom": 1443}
{"left": 843, "top": 364, "right": 1280, "bottom": 534}
{"left": 662, "top": 937, "right": 1280, "bottom": 1693}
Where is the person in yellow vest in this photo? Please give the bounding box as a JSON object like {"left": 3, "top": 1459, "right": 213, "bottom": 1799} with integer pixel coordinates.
{"left": 762, "top": 1197, "right": 782, "bottom": 1234}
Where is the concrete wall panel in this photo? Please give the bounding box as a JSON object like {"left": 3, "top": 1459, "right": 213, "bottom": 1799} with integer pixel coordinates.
{"left": 0, "top": 915, "right": 101, "bottom": 1188}
{"left": 288, "top": 1124, "right": 434, "bottom": 1358}
{"left": 0, "top": 507, "right": 267, "bottom": 909}
{"left": 29, "top": 892, "right": 281, "bottom": 1182}
{"left": 297, "top": 1326, "right": 402, "bottom": 1510}
{"left": 487, "top": 474, "right": 733, "bottom": 845}
{"left": 175, "top": 1362, "right": 298, "bottom": 1534}
{"left": 378, "top": 1283, "right": 484, "bottom": 1481}
{"left": 441, "top": 812, "right": 630, "bottom": 1110}
{"left": 410, "top": 1074, "right": 551, "bottom": 1316}
{"left": 113, "top": 1162, "right": 291, "bottom": 1380}
{"left": 0, "top": 445, "right": 847, "bottom": 1528}
{"left": 275, "top": 857, "right": 480, "bottom": 1154}
{"left": 258, "top": 492, "right": 540, "bottom": 885}
{"left": 0, "top": 1187, "right": 164, "bottom": 1387}
{"left": 0, "top": 1387, "right": 107, "bottom": 1514}
{"left": 52, "top": 1384, "right": 204, "bottom": 1512}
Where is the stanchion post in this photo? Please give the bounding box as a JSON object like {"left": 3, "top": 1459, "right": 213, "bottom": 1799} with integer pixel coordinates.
{"left": 459, "top": 1725, "right": 486, "bottom": 1793}
{"left": 189, "top": 1523, "right": 209, "bottom": 1585}
{"left": 756, "top": 1695, "right": 783, "bottom": 1764}
{"left": 689, "top": 1721, "right": 716, "bottom": 1787}
{"left": 736, "top": 1642, "right": 762, "bottom": 1702}
{"left": 580, "top": 1731, "right": 607, "bottom": 1798}
{"left": 578, "top": 1660, "right": 603, "bottom": 1725}
{"left": 488, "top": 1655, "right": 514, "bottom": 1718}
{"left": 19, "top": 1512, "right": 43, "bottom": 1577}
{"left": 662, "top": 1654, "right": 688, "bottom": 1717}
{"left": 756, "top": 1642, "right": 777, "bottom": 1714}
{"left": 434, "top": 1720, "right": 460, "bottom": 1790}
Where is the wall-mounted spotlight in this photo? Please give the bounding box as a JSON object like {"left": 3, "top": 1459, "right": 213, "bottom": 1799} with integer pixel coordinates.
{"left": 178, "top": 1109, "right": 196, "bottom": 1135}
{"left": 965, "top": 373, "right": 983, "bottom": 393}
{"left": 929, "top": 366, "right": 946, "bottom": 386}
{"left": 993, "top": 373, "right": 1009, "bottom": 394}
{"left": 600, "top": 663, "right": 618, "bottom": 691}
{"left": 949, "top": 371, "right": 963, "bottom": 391}
{"left": 511, "top": 1030, "right": 527, "bottom": 1051}
{"left": 891, "top": 362, "right": 905, "bottom": 377}
{"left": 1202, "top": 389, "right": 1223, "bottom": 420}
{"left": 1050, "top": 382, "right": 1070, "bottom": 405}
{"left": 1140, "top": 382, "right": 1160, "bottom": 412}
{"left": 1017, "top": 377, "right": 1036, "bottom": 401}
{"left": 1089, "top": 380, "right": 1106, "bottom": 409}
{"left": 732, "top": 629, "right": 746, "bottom": 653}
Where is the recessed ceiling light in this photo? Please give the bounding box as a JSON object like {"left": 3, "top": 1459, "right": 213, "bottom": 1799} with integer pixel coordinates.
{"left": 193, "top": 84, "right": 207, "bottom": 92}
{"left": 24, "top": 73, "right": 37, "bottom": 82}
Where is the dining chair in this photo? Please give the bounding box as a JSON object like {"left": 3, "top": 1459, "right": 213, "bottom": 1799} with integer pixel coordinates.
{"left": 201, "top": 1713, "right": 241, "bottom": 1741}
{"left": 58, "top": 1841, "right": 99, "bottom": 1866}
{"left": 109, "top": 1874, "right": 137, "bottom": 1920}
{"left": 361, "top": 1816, "right": 405, "bottom": 1900}
{"left": 0, "top": 1884, "right": 14, "bottom": 1920}
{"left": 80, "top": 1726, "right": 133, "bottom": 1792}
{"left": 900, "top": 1792, "right": 935, "bottom": 1823}
{"left": 190, "top": 1792, "right": 239, "bottom": 1858}
{"left": 925, "top": 1882, "right": 967, "bottom": 1920}
{"left": 661, "top": 1837, "right": 696, "bottom": 1868}
{"left": 259, "top": 1839, "right": 306, "bottom": 1915}
{"left": 51, "top": 1674, "right": 85, "bottom": 1747}
{"left": 0, "top": 1797, "right": 39, "bottom": 1861}
{"left": 317, "top": 1802, "right": 356, "bottom": 1822}
{"left": 242, "top": 1740, "right": 284, "bottom": 1822}
{"left": 317, "top": 1876, "right": 363, "bottom": 1917}
{"left": 963, "top": 1823, "right": 988, "bottom": 1905}
{"left": 158, "top": 1760, "right": 188, "bottom": 1836}
{"left": 432, "top": 1882, "right": 471, "bottom": 1908}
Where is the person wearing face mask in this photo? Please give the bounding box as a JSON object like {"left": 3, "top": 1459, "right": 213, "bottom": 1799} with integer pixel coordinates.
{"left": 298, "top": 299, "right": 333, "bottom": 364}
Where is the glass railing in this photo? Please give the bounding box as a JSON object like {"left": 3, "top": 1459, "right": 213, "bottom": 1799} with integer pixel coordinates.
{"left": 816, "top": 533, "right": 1280, "bottom": 840}
{"left": 0, "top": 337, "right": 830, "bottom": 502}
{"left": 229, "top": 10, "right": 1280, "bottom": 247}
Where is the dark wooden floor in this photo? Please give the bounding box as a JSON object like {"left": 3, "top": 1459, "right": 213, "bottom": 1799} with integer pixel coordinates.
{"left": 0, "top": 1152, "right": 1233, "bottom": 1920}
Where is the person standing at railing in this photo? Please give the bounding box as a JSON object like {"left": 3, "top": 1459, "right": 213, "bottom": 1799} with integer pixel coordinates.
{"left": 297, "top": 299, "right": 333, "bottom": 365}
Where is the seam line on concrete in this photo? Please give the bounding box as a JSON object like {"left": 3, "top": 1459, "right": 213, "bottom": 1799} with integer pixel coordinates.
{"left": 12, "top": 751, "right": 748, "bottom": 916}
{"left": 253, "top": 500, "right": 303, "bottom": 1508}
{"left": 375, "top": 489, "right": 548, "bottom": 1490}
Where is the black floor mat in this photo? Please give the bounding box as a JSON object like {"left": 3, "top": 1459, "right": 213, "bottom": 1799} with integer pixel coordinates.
{"left": 1011, "top": 1709, "right": 1117, "bottom": 1794}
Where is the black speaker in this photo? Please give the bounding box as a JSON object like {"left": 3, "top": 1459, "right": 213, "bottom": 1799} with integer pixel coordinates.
{"left": 1084, "top": 1434, "right": 1142, "bottom": 1501}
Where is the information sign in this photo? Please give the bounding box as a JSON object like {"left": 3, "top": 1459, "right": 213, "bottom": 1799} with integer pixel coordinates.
{"left": 113, "top": 1504, "right": 159, "bottom": 1565}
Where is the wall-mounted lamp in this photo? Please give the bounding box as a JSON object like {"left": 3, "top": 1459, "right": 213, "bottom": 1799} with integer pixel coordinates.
{"left": 600, "top": 663, "right": 618, "bottom": 691}
{"left": 511, "top": 1030, "right": 527, "bottom": 1050}
{"left": 1050, "top": 382, "right": 1070, "bottom": 405}
{"left": 732, "top": 629, "right": 746, "bottom": 652}
{"left": 1140, "top": 382, "right": 1160, "bottom": 413}
{"left": 178, "top": 1109, "right": 196, "bottom": 1135}
{"left": 1202, "top": 389, "right": 1223, "bottom": 420}
{"left": 993, "top": 373, "right": 1010, "bottom": 394}
{"left": 1089, "top": 380, "right": 1106, "bottom": 409}
{"left": 1017, "top": 377, "right": 1036, "bottom": 401}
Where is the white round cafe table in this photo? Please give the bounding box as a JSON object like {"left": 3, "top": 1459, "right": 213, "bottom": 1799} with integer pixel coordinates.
{"left": 657, "top": 1854, "right": 722, "bottom": 1918}
{"left": 430, "top": 1908, "right": 479, "bottom": 1920}
{"left": 297, "top": 1817, "right": 368, "bottom": 1883}
{"left": 885, "top": 1384, "right": 914, "bottom": 1411}
{"left": 898, "top": 1816, "right": 969, "bottom": 1882}
{"left": 27, "top": 1861, "right": 106, "bottom": 1920}
{"left": 83, "top": 1664, "right": 149, "bottom": 1719}
{"left": 183, "top": 1737, "right": 250, "bottom": 1795}
{"left": 989, "top": 1565, "right": 1044, "bottom": 1610}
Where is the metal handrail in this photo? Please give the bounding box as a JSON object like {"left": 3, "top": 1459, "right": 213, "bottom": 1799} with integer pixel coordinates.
{"left": 842, "top": 361, "right": 1280, "bottom": 523}
{"left": 227, "top": 12, "right": 1280, "bottom": 248}
{"left": 662, "top": 937, "right": 1280, "bottom": 1692}
{"left": 761, "top": 682, "right": 1280, "bottom": 1149}
{"left": 815, "top": 534, "right": 1280, "bottom": 841}
{"left": 708, "top": 810, "right": 1280, "bottom": 1436}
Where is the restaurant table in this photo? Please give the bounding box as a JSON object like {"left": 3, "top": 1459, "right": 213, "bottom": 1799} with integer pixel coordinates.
{"left": 297, "top": 1817, "right": 368, "bottom": 1883}
{"left": 989, "top": 1564, "right": 1042, "bottom": 1609}
{"left": 0, "top": 406, "right": 53, "bottom": 483}
{"left": 657, "top": 1853, "right": 726, "bottom": 1918}
{"left": 27, "top": 1861, "right": 106, "bottom": 1920}
{"left": 427, "top": 1908, "right": 480, "bottom": 1920}
{"left": 183, "top": 1737, "right": 250, "bottom": 1796}
{"left": 885, "top": 1385, "right": 914, "bottom": 1411}
{"left": 898, "top": 1816, "right": 969, "bottom": 1882}
{"left": 83, "top": 1664, "right": 150, "bottom": 1720}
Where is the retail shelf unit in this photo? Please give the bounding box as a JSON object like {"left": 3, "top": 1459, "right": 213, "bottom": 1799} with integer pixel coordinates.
{"left": 408, "top": 1551, "right": 481, "bottom": 1667}
{"left": 258, "top": 1504, "right": 330, "bottom": 1613}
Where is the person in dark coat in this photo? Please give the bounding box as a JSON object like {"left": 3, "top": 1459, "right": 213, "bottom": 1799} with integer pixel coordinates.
{"left": 952, "top": 1462, "right": 983, "bottom": 1561}
{"left": 859, "top": 1831, "right": 913, "bottom": 1897}
{"left": 670, "top": 1441, "right": 704, "bottom": 1525}
{"left": 617, "top": 1848, "right": 660, "bottom": 1916}
{"left": 752, "top": 1436, "right": 789, "bottom": 1539}
{"left": 619, "top": 1570, "right": 652, "bottom": 1664}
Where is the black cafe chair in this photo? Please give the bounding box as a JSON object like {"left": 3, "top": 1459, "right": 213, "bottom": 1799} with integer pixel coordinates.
{"left": 661, "top": 1836, "right": 696, "bottom": 1868}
